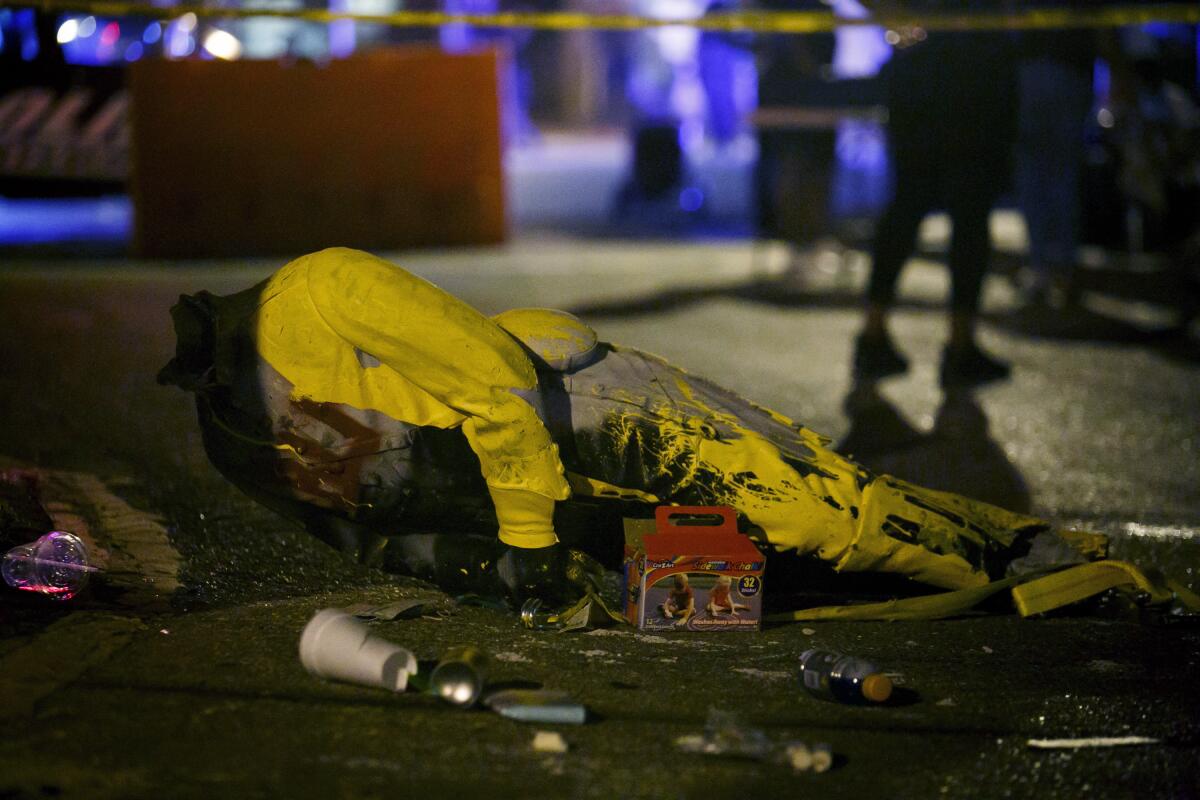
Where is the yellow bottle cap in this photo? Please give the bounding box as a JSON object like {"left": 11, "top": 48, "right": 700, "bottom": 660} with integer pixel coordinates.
{"left": 862, "top": 673, "right": 893, "bottom": 703}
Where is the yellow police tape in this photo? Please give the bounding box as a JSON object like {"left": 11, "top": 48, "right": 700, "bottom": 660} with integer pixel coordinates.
{"left": 16, "top": 0, "right": 1200, "bottom": 34}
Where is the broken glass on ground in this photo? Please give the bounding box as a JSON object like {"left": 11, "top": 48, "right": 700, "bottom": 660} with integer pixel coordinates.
{"left": 675, "top": 709, "right": 835, "bottom": 772}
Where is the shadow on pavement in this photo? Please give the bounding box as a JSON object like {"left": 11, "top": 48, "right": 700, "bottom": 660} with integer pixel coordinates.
{"left": 568, "top": 269, "right": 1200, "bottom": 366}
{"left": 987, "top": 302, "right": 1200, "bottom": 366}
{"left": 568, "top": 276, "right": 941, "bottom": 319}
{"left": 839, "top": 382, "right": 1032, "bottom": 515}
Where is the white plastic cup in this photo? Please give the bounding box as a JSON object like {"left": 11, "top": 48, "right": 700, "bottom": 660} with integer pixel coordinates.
{"left": 298, "top": 609, "right": 418, "bottom": 692}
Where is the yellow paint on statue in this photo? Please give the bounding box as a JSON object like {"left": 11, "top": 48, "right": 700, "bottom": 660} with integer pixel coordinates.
{"left": 253, "top": 248, "right": 569, "bottom": 549}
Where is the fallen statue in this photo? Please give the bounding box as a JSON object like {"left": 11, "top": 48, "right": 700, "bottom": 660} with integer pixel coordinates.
{"left": 159, "top": 248, "right": 1198, "bottom": 620}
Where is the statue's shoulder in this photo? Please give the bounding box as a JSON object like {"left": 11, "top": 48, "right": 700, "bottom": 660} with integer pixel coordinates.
{"left": 492, "top": 308, "right": 601, "bottom": 373}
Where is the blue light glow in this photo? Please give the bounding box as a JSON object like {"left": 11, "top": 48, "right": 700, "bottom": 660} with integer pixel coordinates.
{"left": 0, "top": 197, "right": 132, "bottom": 246}
{"left": 678, "top": 186, "right": 704, "bottom": 212}
{"left": 11, "top": 7, "right": 36, "bottom": 61}
{"left": 62, "top": 15, "right": 132, "bottom": 65}
{"left": 831, "top": 0, "right": 890, "bottom": 79}
{"left": 328, "top": 0, "right": 355, "bottom": 58}
{"left": 165, "top": 14, "right": 197, "bottom": 58}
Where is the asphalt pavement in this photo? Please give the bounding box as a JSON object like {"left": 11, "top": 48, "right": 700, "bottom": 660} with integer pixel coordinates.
{"left": 1, "top": 234, "right": 1198, "bottom": 799}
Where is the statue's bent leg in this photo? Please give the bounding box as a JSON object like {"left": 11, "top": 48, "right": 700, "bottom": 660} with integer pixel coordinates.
{"left": 691, "top": 431, "right": 1055, "bottom": 590}
{"left": 839, "top": 477, "right": 1047, "bottom": 588}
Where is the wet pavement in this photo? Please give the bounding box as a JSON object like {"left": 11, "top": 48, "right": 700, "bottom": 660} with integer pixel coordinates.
{"left": 1, "top": 236, "right": 1198, "bottom": 799}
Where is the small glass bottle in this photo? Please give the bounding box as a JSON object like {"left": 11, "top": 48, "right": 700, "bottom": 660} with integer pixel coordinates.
{"left": 519, "top": 597, "right": 562, "bottom": 630}
{"left": 799, "top": 648, "right": 893, "bottom": 704}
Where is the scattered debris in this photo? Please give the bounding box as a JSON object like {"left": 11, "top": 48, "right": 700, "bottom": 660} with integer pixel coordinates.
{"left": 675, "top": 710, "right": 835, "bottom": 772}
{"left": 782, "top": 742, "right": 833, "bottom": 773}
{"left": 486, "top": 689, "right": 588, "bottom": 725}
{"left": 782, "top": 742, "right": 813, "bottom": 771}
{"left": 39, "top": 469, "right": 181, "bottom": 606}
{"left": 298, "top": 609, "right": 418, "bottom": 692}
{"left": 556, "top": 593, "right": 626, "bottom": 632}
{"left": 2, "top": 530, "right": 96, "bottom": 600}
{"left": 520, "top": 598, "right": 561, "bottom": 631}
{"left": 521, "top": 593, "right": 626, "bottom": 633}
{"left": 531, "top": 731, "right": 569, "bottom": 754}
{"left": 1026, "top": 736, "right": 1161, "bottom": 750}
{"left": 584, "top": 629, "right": 630, "bottom": 638}
{"left": 802, "top": 628, "right": 817, "bottom": 635}
{"left": 634, "top": 634, "right": 671, "bottom": 645}
{"left": 812, "top": 743, "right": 833, "bottom": 773}
{"left": 679, "top": 710, "right": 772, "bottom": 758}
{"left": 493, "top": 651, "right": 532, "bottom": 663}
{"left": 800, "top": 649, "right": 893, "bottom": 704}
{"left": 731, "top": 667, "right": 791, "bottom": 681}
{"left": 430, "top": 646, "right": 489, "bottom": 707}
{"left": 628, "top": 632, "right": 728, "bottom": 650}
{"left": 982, "top": 646, "right": 994, "bottom": 654}
{"left": 936, "top": 697, "right": 957, "bottom": 707}
{"left": 344, "top": 598, "right": 451, "bottom": 622}
{"left": 579, "top": 649, "right": 614, "bottom": 659}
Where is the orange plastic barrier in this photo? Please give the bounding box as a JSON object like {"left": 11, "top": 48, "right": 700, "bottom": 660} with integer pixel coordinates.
{"left": 129, "top": 47, "right": 505, "bottom": 258}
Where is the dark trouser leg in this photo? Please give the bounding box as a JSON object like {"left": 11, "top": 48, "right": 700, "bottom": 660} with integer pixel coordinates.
{"left": 867, "top": 142, "right": 936, "bottom": 312}
{"left": 940, "top": 178, "right": 1012, "bottom": 385}
{"left": 866, "top": 189, "right": 928, "bottom": 310}
{"left": 946, "top": 194, "right": 993, "bottom": 319}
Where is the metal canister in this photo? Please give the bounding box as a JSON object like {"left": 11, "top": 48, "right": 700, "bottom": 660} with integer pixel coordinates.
{"left": 430, "top": 645, "right": 489, "bottom": 707}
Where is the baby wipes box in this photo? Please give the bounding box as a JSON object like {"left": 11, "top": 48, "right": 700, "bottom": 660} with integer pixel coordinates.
{"left": 623, "top": 506, "right": 765, "bottom": 631}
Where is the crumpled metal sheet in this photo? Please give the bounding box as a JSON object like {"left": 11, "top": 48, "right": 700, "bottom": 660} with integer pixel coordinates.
{"left": 342, "top": 597, "right": 454, "bottom": 621}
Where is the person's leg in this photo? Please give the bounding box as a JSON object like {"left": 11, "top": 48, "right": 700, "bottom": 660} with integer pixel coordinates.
{"left": 864, "top": 177, "right": 928, "bottom": 333}
{"left": 1016, "top": 58, "right": 1091, "bottom": 306}
{"left": 856, "top": 146, "right": 931, "bottom": 377}
{"left": 947, "top": 197, "right": 991, "bottom": 343}
{"left": 940, "top": 167, "right": 1011, "bottom": 385}
{"left": 1017, "top": 58, "right": 1058, "bottom": 300}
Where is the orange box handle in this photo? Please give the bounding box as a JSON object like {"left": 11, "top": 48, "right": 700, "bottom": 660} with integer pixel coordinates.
{"left": 655, "top": 505, "right": 738, "bottom": 535}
